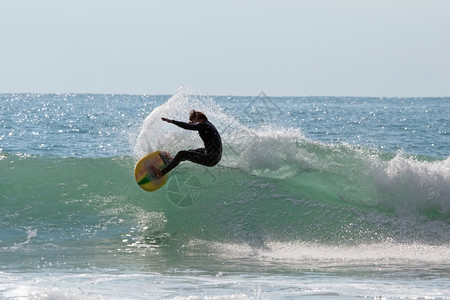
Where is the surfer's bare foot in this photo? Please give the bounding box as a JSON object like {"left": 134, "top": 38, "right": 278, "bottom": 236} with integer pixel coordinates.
{"left": 150, "top": 165, "right": 163, "bottom": 179}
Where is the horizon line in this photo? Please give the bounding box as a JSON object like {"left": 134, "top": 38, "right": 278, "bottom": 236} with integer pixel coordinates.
{"left": 1, "top": 91, "right": 449, "bottom": 99}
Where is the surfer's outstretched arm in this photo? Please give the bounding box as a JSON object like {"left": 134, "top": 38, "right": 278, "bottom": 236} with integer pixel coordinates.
{"left": 162, "top": 118, "right": 201, "bottom": 131}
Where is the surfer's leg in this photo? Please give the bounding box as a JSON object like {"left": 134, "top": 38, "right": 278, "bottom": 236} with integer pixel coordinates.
{"left": 160, "top": 151, "right": 184, "bottom": 175}
{"left": 161, "top": 149, "right": 207, "bottom": 176}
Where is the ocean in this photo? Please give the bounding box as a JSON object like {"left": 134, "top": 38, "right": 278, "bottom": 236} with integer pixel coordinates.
{"left": 1, "top": 89, "right": 449, "bottom": 299}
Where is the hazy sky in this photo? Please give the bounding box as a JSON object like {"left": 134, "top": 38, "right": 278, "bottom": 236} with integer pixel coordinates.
{"left": 1, "top": 0, "right": 449, "bottom": 96}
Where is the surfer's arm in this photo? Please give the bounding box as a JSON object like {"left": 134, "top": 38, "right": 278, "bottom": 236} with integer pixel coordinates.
{"left": 162, "top": 118, "right": 201, "bottom": 130}
{"left": 171, "top": 120, "right": 201, "bottom": 131}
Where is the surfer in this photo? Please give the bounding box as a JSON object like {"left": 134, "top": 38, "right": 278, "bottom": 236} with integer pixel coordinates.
{"left": 151, "top": 110, "right": 222, "bottom": 178}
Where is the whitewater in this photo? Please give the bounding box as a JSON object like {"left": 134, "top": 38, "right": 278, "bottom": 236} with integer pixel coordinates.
{"left": 1, "top": 90, "right": 449, "bottom": 299}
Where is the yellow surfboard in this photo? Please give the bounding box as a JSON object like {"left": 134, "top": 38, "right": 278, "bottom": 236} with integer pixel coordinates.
{"left": 134, "top": 151, "right": 172, "bottom": 191}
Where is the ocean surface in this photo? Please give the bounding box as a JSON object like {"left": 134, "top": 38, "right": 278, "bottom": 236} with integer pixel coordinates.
{"left": 1, "top": 89, "right": 449, "bottom": 299}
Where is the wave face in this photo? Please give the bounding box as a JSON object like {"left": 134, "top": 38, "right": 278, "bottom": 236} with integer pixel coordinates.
{"left": 2, "top": 145, "right": 449, "bottom": 253}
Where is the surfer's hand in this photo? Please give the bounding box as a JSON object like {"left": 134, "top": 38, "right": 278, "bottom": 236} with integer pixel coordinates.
{"left": 161, "top": 118, "right": 172, "bottom": 123}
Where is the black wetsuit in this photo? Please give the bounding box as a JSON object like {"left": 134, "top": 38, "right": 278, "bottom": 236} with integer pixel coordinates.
{"left": 161, "top": 120, "right": 222, "bottom": 175}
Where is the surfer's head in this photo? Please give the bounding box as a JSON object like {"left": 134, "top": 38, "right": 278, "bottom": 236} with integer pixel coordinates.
{"left": 189, "top": 110, "right": 208, "bottom": 123}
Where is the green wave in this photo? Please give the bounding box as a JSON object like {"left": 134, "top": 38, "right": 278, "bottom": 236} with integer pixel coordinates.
{"left": 1, "top": 147, "right": 449, "bottom": 248}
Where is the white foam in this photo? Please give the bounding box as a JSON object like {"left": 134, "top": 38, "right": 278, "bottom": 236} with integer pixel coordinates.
{"left": 192, "top": 239, "right": 450, "bottom": 265}
{"left": 374, "top": 153, "right": 450, "bottom": 214}
{"left": 6, "top": 227, "right": 38, "bottom": 251}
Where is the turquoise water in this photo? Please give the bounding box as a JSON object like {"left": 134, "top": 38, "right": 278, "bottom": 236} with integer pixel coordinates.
{"left": 1, "top": 90, "right": 449, "bottom": 299}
